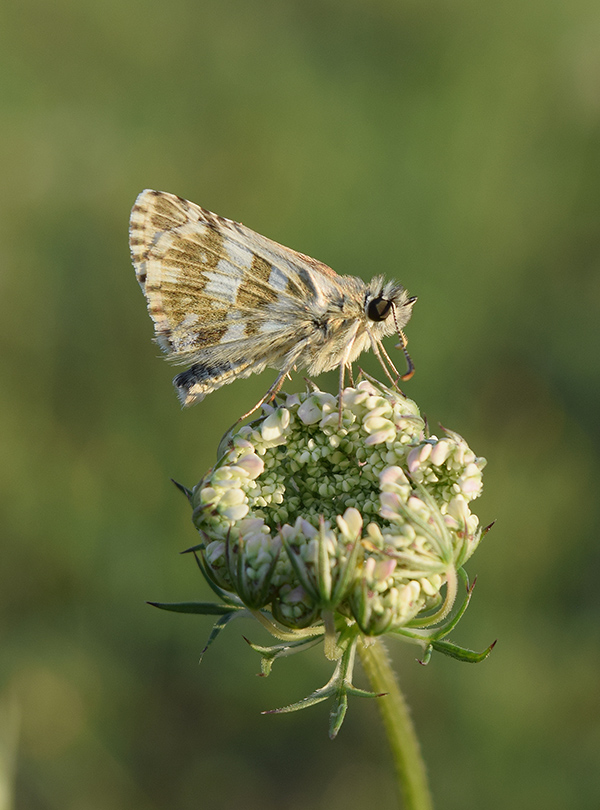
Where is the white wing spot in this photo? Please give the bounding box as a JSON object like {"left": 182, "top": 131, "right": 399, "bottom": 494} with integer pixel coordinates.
{"left": 223, "top": 321, "right": 248, "bottom": 342}
{"left": 268, "top": 264, "right": 290, "bottom": 293}
{"left": 204, "top": 262, "right": 243, "bottom": 301}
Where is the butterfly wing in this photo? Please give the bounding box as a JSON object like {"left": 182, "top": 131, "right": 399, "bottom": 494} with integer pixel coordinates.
{"left": 129, "top": 190, "right": 343, "bottom": 404}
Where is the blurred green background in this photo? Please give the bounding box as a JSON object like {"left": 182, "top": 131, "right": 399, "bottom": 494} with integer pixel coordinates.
{"left": 2, "top": 0, "right": 600, "bottom": 808}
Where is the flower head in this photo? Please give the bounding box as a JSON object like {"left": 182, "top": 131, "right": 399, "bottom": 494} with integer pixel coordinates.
{"left": 157, "top": 377, "right": 493, "bottom": 736}
{"left": 191, "top": 379, "right": 486, "bottom": 635}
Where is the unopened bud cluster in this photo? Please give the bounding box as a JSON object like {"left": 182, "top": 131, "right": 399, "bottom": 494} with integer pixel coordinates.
{"left": 191, "top": 380, "right": 486, "bottom": 637}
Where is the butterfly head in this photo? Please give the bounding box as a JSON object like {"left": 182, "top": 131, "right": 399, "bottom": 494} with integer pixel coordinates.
{"left": 364, "top": 277, "right": 417, "bottom": 380}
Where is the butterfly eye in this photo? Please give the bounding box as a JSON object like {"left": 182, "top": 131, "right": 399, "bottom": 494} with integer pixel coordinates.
{"left": 366, "top": 296, "right": 393, "bottom": 322}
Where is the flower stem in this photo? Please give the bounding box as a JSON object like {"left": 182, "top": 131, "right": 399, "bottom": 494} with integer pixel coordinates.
{"left": 357, "top": 638, "right": 433, "bottom": 810}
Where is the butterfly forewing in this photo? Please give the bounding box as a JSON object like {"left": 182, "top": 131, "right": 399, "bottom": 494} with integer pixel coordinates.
{"left": 130, "top": 190, "right": 336, "bottom": 358}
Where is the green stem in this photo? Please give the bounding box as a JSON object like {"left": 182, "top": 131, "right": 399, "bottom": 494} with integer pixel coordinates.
{"left": 357, "top": 638, "right": 433, "bottom": 810}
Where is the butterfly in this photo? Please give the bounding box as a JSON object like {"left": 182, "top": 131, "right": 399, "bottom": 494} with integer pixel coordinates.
{"left": 129, "top": 190, "right": 416, "bottom": 418}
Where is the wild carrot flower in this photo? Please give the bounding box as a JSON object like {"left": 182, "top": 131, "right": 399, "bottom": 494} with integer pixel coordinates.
{"left": 156, "top": 377, "right": 494, "bottom": 738}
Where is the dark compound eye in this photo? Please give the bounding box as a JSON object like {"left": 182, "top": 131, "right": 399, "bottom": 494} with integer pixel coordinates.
{"left": 366, "top": 296, "right": 393, "bottom": 322}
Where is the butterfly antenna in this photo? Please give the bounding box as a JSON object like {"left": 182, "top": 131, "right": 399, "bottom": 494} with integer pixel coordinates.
{"left": 391, "top": 304, "right": 415, "bottom": 381}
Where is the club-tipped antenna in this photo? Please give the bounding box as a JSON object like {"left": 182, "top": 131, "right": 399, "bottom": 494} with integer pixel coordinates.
{"left": 391, "top": 304, "right": 415, "bottom": 381}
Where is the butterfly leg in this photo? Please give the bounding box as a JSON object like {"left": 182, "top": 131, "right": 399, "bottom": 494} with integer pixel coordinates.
{"left": 337, "top": 361, "right": 346, "bottom": 426}
{"left": 237, "top": 366, "right": 291, "bottom": 423}
{"left": 336, "top": 327, "right": 360, "bottom": 426}
{"left": 216, "top": 365, "right": 295, "bottom": 459}
{"left": 368, "top": 335, "right": 404, "bottom": 390}
{"left": 236, "top": 337, "right": 313, "bottom": 423}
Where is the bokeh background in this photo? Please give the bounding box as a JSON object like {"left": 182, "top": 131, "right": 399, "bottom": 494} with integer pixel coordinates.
{"left": 2, "top": 1, "right": 600, "bottom": 808}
